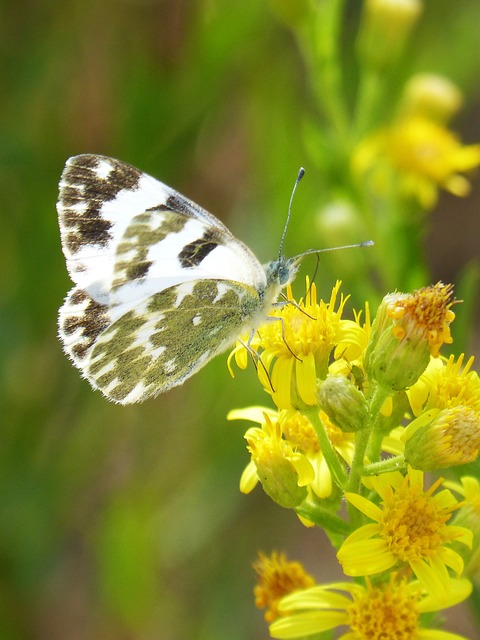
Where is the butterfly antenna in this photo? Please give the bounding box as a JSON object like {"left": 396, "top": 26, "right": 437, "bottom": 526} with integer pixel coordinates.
{"left": 278, "top": 167, "right": 305, "bottom": 260}
{"left": 293, "top": 240, "right": 374, "bottom": 264}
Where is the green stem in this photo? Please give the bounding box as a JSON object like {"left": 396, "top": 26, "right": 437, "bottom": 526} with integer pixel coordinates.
{"left": 346, "top": 424, "right": 370, "bottom": 495}
{"left": 365, "top": 425, "right": 385, "bottom": 462}
{"left": 297, "top": 0, "right": 350, "bottom": 153}
{"left": 353, "top": 68, "right": 381, "bottom": 140}
{"left": 363, "top": 456, "right": 406, "bottom": 476}
{"left": 365, "top": 384, "right": 392, "bottom": 461}
{"left": 345, "top": 383, "right": 392, "bottom": 527}
{"left": 295, "top": 503, "right": 350, "bottom": 536}
{"left": 368, "top": 381, "right": 389, "bottom": 416}
{"left": 303, "top": 408, "right": 348, "bottom": 489}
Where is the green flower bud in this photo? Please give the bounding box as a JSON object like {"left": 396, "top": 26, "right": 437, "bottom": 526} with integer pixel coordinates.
{"left": 245, "top": 415, "right": 314, "bottom": 509}
{"left": 403, "top": 406, "right": 480, "bottom": 471}
{"left": 400, "top": 74, "right": 463, "bottom": 123}
{"left": 255, "top": 455, "right": 308, "bottom": 508}
{"left": 357, "top": 0, "right": 423, "bottom": 69}
{"left": 317, "top": 375, "right": 369, "bottom": 433}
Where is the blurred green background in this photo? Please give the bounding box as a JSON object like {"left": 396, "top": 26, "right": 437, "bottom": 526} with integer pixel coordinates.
{"left": 1, "top": 1, "right": 479, "bottom": 638}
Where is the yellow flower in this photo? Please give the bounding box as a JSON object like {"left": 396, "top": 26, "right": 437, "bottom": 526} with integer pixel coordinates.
{"left": 444, "top": 476, "right": 480, "bottom": 581}
{"left": 228, "top": 406, "right": 355, "bottom": 500}
{"left": 402, "top": 405, "right": 480, "bottom": 470}
{"left": 354, "top": 114, "right": 480, "bottom": 208}
{"left": 239, "top": 411, "right": 314, "bottom": 508}
{"left": 337, "top": 468, "right": 472, "bottom": 602}
{"left": 230, "top": 280, "right": 365, "bottom": 410}
{"left": 253, "top": 551, "right": 315, "bottom": 623}
{"left": 270, "top": 574, "right": 472, "bottom": 639}
{"left": 407, "top": 353, "right": 480, "bottom": 417}
{"left": 365, "top": 283, "right": 455, "bottom": 391}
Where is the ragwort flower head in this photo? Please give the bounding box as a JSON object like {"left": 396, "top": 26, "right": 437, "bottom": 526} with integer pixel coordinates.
{"left": 240, "top": 411, "right": 314, "bottom": 508}
{"left": 408, "top": 353, "right": 480, "bottom": 416}
{"left": 337, "top": 468, "right": 472, "bottom": 603}
{"left": 353, "top": 113, "right": 480, "bottom": 208}
{"left": 228, "top": 406, "right": 354, "bottom": 501}
{"left": 357, "top": 0, "right": 423, "bottom": 70}
{"left": 270, "top": 574, "right": 472, "bottom": 639}
{"left": 230, "top": 280, "right": 365, "bottom": 410}
{"left": 365, "top": 283, "right": 455, "bottom": 391}
{"left": 403, "top": 353, "right": 480, "bottom": 469}
{"left": 401, "top": 73, "right": 463, "bottom": 123}
{"left": 253, "top": 551, "right": 315, "bottom": 623}
{"left": 403, "top": 405, "right": 480, "bottom": 471}
{"left": 444, "top": 476, "right": 480, "bottom": 581}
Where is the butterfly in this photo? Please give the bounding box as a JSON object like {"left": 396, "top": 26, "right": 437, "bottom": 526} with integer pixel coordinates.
{"left": 57, "top": 154, "right": 301, "bottom": 404}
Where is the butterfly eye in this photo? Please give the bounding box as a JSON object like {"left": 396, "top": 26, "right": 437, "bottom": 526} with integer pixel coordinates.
{"left": 277, "top": 259, "right": 297, "bottom": 286}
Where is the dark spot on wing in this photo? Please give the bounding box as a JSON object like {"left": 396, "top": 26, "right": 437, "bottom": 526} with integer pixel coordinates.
{"left": 63, "top": 290, "right": 110, "bottom": 360}
{"left": 178, "top": 229, "right": 220, "bottom": 268}
{"left": 157, "top": 193, "right": 196, "bottom": 217}
{"left": 59, "top": 155, "right": 142, "bottom": 253}
{"left": 70, "top": 289, "right": 88, "bottom": 305}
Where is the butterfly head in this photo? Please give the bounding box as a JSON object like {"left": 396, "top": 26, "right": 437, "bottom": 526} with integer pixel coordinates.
{"left": 265, "top": 256, "right": 298, "bottom": 288}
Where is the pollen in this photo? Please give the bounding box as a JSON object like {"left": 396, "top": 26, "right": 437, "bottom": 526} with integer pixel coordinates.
{"left": 248, "top": 280, "right": 361, "bottom": 408}
{"left": 387, "top": 282, "right": 455, "bottom": 355}
{"left": 253, "top": 551, "right": 315, "bottom": 622}
{"left": 431, "top": 354, "right": 480, "bottom": 412}
{"left": 282, "top": 412, "right": 320, "bottom": 454}
{"left": 260, "top": 280, "right": 348, "bottom": 361}
{"left": 434, "top": 406, "right": 480, "bottom": 465}
{"left": 381, "top": 476, "right": 454, "bottom": 561}
{"left": 346, "top": 577, "right": 419, "bottom": 640}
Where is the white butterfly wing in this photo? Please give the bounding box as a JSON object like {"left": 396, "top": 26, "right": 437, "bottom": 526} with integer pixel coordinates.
{"left": 57, "top": 155, "right": 267, "bottom": 307}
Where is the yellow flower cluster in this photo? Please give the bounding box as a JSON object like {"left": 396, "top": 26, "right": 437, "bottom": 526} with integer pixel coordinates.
{"left": 227, "top": 279, "right": 479, "bottom": 639}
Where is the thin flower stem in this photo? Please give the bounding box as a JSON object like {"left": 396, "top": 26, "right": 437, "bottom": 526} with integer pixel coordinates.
{"left": 295, "top": 502, "right": 350, "bottom": 536}
{"left": 365, "top": 425, "right": 385, "bottom": 462}
{"left": 346, "top": 424, "right": 370, "bottom": 494}
{"left": 345, "top": 424, "right": 370, "bottom": 530}
{"left": 303, "top": 408, "right": 348, "bottom": 489}
{"left": 363, "top": 456, "right": 406, "bottom": 476}
{"left": 345, "top": 383, "right": 392, "bottom": 526}
{"left": 297, "top": 0, "right": 351, "bottom": 153}
{"left": 365, "top": 384, "right": 394, "bottom": 461}
{"left": 369, "top": 383, "right": 392, "bottom": 419}
{"left": 353, "top": 68, "right": 381, "bottom": 140}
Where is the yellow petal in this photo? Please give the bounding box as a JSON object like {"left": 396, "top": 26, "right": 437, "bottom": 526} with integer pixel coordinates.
{"left": 344, "top": 492, "right": 383, "bottom": 521}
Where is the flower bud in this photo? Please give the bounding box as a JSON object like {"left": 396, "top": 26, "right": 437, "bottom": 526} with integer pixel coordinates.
{"left": 357, "top": 0, "right": 423, "bottom": 69}
{"left": 245, "top": 416, "right": 314, "bottom": 508}
{"left": 400, "top": 74, "right": 463, "bottom": 123}
{"left": 254, "top": 454, "right": 309, "bottom": 508}
{"left": 403, "top": 406, "right": 480, "bottom": 471}
{"left": 365, "top": 283, "right": 455, "bottom": 392}
{"left": 317, "top": 375, "right": 369, "bottom": 432}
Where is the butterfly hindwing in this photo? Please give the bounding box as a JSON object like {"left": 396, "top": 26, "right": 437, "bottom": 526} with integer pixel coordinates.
{"left": 83, "top": 279, "right": 263, "bottom": 404}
